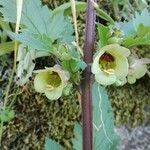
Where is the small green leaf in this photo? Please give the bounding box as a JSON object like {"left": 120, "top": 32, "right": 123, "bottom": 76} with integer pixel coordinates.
{"left": 70, "top": 59, "right": 78, "bottom": 73}
{"left": 97, "top": 23, "right": 109, "bottom": 48}
{"left": 137, "top": 24, "right": 150, "bottom": 37}
{"left": 45, "top": 137, "right": 62, "bottom": 150}
{"left": 92, "top": 1, "right": 114, "bottom": 24}
{"left": 77, "top": 60, "right": 87, "bottom": 71}
{"left": 0, "top": 41, "right": 15, "bottom": 56}
{"left": 62, "top": 59, "right": 78, "bottom": 73}
{"left": 53, "top": 2, "right": 86, "bottom": 16}
{"left": 62, "top": 60, "right": 70, "bottom": 71}
{"left": 62, "top": 59, "right": 81, "bottom": 84}
{"left": 0, "top": 109, "right": 15, "bottom": 123}
{"left": 123, "top": 34, "right": 150, "bottom": 47}
{"left": 123, "top": 24, "right": 150, "bottom": 47}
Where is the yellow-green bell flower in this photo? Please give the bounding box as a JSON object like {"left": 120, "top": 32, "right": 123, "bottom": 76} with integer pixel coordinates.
{"left": 92, "top": 44, "right": 130, "bottom": 86}
{"left": 34, "top": 65, "right": 70, "bottom": 100}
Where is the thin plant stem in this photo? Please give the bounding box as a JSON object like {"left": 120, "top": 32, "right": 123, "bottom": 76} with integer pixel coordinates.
{"left": 3, "top": 68, "right": 15, "bottom": 110}
{"left": 0, "top": 121, "right": 3, "bottom": 146}
{"left": 0, "top": 0, "right": 23, "bottom": 145}
{"left": 8, "top": 88, "right": 21, "bottom": 110}
{"left": 70, "top": 0, "right": 83, "bottom": 57}
{"left": 0, "top": 66, "right": 15, "bottom": 145}
{"left": 14, "top": 0, "right": 23, "bottom": 70}
{"left": 82, "top": 0, "right": 96, "bottom": 149}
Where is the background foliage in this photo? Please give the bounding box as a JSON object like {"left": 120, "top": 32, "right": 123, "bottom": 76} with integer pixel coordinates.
{"left": 0, "top": 0, "right": 149, "bottom": 149}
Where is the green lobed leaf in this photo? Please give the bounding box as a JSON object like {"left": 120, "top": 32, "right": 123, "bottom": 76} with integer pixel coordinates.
{"left": 97, "top": 23, "right": 109, "bottom": 48}
{"left": 44, "top": 137, "right": 63, "bottom": 150}
{"left": 123, "top": 34, "right": 150, "bottom": 47}
{"left": 92, "top": 82, "right": 119, "bottom": 150}
{"left": 123, "top": 24, "right": 150, "bottom": 47}
{"left": 7, "top": 32, "right": 53, "bottom": 52}
{"left": 0, "top": 0, "right": 52, "bottom": 33}
{"left": 0, "top": 0, "right": 74, "bottom": 52}
{"left": 116, "top": 8, "right": 150, "bottom": 37}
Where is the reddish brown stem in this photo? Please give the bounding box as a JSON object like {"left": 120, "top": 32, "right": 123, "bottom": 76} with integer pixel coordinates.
{"left": 81, "top": 0, "right": 96, "bottom": 150}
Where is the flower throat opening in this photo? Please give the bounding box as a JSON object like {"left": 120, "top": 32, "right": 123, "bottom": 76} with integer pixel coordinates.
{"left": 99, "top": 52, "right": 116, "bottom": 74}
{"left": 46, "top": 72, "right": 61, "bottom": 90}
